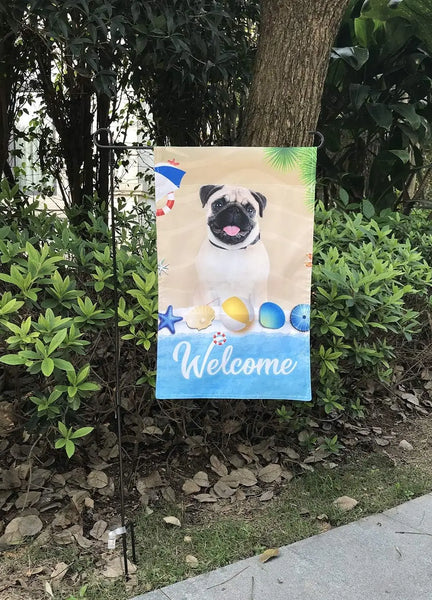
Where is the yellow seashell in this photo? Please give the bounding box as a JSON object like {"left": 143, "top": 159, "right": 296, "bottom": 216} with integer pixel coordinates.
{"left": 185, "top": 305, "right": 215, "bottom": 330}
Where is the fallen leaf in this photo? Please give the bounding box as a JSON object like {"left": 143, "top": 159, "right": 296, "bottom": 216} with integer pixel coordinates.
{"left": 259, "top": 548, "right": 279, "bottom": 563}
{"left": 235, "top": 488, "right": 246, "bottom": 501}
{"left": 236, "top": 443, "right": 257, "bottom": 463}
{"left": 219, "top": 473, "right": 240, "bottom": 488}
{"left": 162, "top": 486, "right": 176, "bottom": 503}
{"left": 233, "top": 468, "right": 257, "bottom": 487}
{"left": 222, "top": 420, "right": 242, "bottom": 435}
{"left": 193, "top": 493, "right": 217, "bottom": 503}
{"left": 87, "top": 470, "right": 108, "bottom": 489}
{"left": 228, "top": 454, "right": 245, "bottom": 468}
{"left": 50, "top": 562, "right": 69, "bottom": 582}
{"left": 25, "top": 566, "right": 45, "bottom": 577}
{"left": 280, "top": 447, "right": 300, "bottom": 460}
{"left": 193, "top": 471, "right": 210, "bottom": 488}
{"left": 89, "top": 520, "right": 107, "bottom": 540}
{"left": 210, "top": 455, "right": 228, "bottom": 477}
{"left": 399, "top": 392, "right": 419, "bottom": 406}
{"left": 45, "top": 580, "right": 54, "bottom": 598}
{"left": 73, "top": 532, "right": 93, "bottom": 548}
{"left": 71, "top": 490, "right": 90, "bottom": 513}
{"left": 258, "top": 464, "right": 282, "bottom": 483}
{"left": 1, "top": 515, "right": 43, "bottom": 544}
{"left": 163, "top": 516, "right": 181, "bottom": 527}
{"left": 137, "top": 470, "right": 163, "bottom": 491}
{"left": 333, "top": 496, "right": 358, "bottom": 512}
{"left": 213, "top": 480, "right": 236, "bottom": 498}
{"left": 185, "top": 554, "right": 199, "bottom": 567}
{"left": 182, "top": 479, "right": 201, "bottom": 495}
{"left": 375, "top": 438, "right": 390, "bottom": 447}
{"left": 15, "top": 491, "right": 41, "bottom": 509}
{"left": 103, "top": 557, "right": 137, "bottom": 578}
{"left": 281, "top": 470, "right": 294, "bottom": 481}
{"left": 259, "top": 490, "right": 274, "bottom": 502}
{"left": 142, "top": 426, "right": 163, "bottom": 435}
{"left": 29, "top": 468, "right": 51, "bottom": 489}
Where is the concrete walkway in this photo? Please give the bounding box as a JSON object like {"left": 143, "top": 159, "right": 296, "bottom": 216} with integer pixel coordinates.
{"left": 131, "top": 493, "right": 432, "bottom": 600}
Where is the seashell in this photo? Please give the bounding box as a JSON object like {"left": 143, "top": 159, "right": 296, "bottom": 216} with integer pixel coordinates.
{"left": 186, "top": 305, "right": 215, "bottom": 330}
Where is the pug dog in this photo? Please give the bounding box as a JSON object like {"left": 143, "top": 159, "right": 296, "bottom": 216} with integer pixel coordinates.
{"left": 195, "top": 185, "right": 270, "bottom": 309}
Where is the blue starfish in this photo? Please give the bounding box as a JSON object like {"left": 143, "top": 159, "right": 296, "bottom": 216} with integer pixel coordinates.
{"left": 158, "top": 305, "right": 183, "bottom": 334}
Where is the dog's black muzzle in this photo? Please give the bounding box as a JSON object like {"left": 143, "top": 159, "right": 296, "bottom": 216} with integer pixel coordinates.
{"left": 209, "top": 204, "right": 253, "bottom": 245}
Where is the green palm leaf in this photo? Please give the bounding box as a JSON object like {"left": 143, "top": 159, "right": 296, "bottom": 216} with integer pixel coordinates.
{"left": 305, "top": 183, "right": 316, "bottom": 213}
{"left": 264, "top": 146, "right": 317, "bottom": 212}
{"left": 297, "top": 147, "right": 317, "bottom": 188}
{"left": 264, "top": 147, "right": 302, "bottom": 172}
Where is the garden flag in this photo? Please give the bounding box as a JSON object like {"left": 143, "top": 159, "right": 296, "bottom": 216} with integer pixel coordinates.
{"left": 155, "top": 147, "right": 316, "bottom": 400}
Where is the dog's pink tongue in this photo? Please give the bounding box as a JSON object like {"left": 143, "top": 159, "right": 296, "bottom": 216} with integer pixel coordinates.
{"left": 223, "top": 225, "right": 240, "bottom": 236}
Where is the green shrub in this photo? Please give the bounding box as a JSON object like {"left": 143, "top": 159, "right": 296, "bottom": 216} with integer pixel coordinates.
{"left": 1, "top": 182, "right": 431, "bottom": 452}
{"left": 311, "top": 205, "right": 432, "bottom": 417}
{"left": 0, "top": 183, "right": 157, "bottom": 455}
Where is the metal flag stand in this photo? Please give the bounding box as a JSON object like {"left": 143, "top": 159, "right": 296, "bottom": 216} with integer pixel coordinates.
{"left": 92, "top": 127, "right": 153, "bottom": 577}
{"left": 91, "top": 128, "right": 324, "bottom": 578}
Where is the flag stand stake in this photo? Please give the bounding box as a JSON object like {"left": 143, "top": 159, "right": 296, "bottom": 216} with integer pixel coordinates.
{"left": 93, "top": 128, "right": 151, "bottom": 578}
{"left": 92, "top": 127, "right": 324, "bottom": 578}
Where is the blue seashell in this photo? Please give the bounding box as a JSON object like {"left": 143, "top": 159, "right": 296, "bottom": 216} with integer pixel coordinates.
{"left": 259, "top": 302, "right": 285, "bottom": 329}
{"left": 290, "top": 304, "right": 310, "bottom": 332}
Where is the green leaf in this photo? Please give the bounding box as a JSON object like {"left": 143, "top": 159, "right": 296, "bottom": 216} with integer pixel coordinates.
{"left": 78, "top": 382, "right": 100, "bottom": 391}
{"left": 76, "top": 364, "right": 90, "bottom": 384}
{"left": 339, "top": 188, "right": 349, "bottom": 206}
{"left": 361, "top": 199, "right": 376, "bottom": 218}
{"left": 65, "top": 439, "right": 76, "bottom": 458}
{"left": 41, "top": 357, "right": 55, "bottom": 376}
{"left": 0, "top": 354, "right": 26, "bottom": 365}
{"left": 388, "top": 149, "right": 410, "bottom": 163}
{"left": 349, "top": 83, "right": 370, "bottom": 110}
{"left": 391, "top": 103, "right": 421, "bottom": 130}
{"left": 55, "top": 438, "right": 66, "bottom": 449}
{"left": 58, "top": 421, "right": 69, "bottom": 438}
{"left": 53, "top": 358, "right": 74, "bottom": 371}
{"left": 70, "top": 426, "right": 94, "bottom": 439}
{"left": 331, "top": 46, "right": 369, "bottom": 70}
{"left": 48, "top": 328, "right": 67, "bottom": 355}
{"left": 366, "top": 103, "right": 393, "bottom": 130}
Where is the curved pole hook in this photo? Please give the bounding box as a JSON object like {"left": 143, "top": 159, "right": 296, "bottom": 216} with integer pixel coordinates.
{"left": 309, "top": 130, "right": 325, "bottom": 149}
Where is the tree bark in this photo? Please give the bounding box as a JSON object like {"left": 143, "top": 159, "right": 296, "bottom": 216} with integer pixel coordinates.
{"left": 242, "top": 0, "right": 351, "bottom": 147}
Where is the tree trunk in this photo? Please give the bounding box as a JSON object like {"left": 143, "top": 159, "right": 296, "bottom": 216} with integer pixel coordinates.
{"left": 242, "top": 0, "right": 351, "bottom": 147}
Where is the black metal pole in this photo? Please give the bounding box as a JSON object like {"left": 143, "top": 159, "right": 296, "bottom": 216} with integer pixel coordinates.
{"left": 107, "top": 131, "right": 129, "bottom": 577}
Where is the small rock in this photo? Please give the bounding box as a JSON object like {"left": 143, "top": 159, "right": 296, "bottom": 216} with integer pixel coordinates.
{"left": 399, "top": 440, "right": 413, "bottom": 451}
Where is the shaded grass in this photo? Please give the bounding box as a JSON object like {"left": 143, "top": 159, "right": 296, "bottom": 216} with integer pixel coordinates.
{"left": 129, "top": 451, "right": 432, "bottom": 595}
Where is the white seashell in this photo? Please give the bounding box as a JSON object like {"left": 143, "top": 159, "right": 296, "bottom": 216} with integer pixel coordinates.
{"left": 186, "top": 305, "right": 215, "bottom": 330}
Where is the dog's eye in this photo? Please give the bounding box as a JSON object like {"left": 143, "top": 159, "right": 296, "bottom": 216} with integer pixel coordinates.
{"left": 245, "top": 203, "right": 255, "bottom": 214}
{"left": 213, "top": 198, "right": 226, "bottom": 209}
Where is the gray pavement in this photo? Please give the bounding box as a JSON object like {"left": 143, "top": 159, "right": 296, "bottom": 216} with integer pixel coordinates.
{"left": 131, "top": 493, "right": 432, "bottom": 600}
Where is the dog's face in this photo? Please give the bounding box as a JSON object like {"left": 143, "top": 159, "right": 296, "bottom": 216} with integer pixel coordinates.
{"left": 200, "top": 185, "right": 267, "bottom": 250}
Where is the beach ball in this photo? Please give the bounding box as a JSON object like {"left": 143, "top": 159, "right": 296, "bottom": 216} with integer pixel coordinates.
{"left": 290, "top": 304, "right": 310, "bottom": 332}
{"left": 220, "top": 296, "right": 254, "bottom": 332}
{"left": 259, "top": 302, "right": 285, "bottom": 329}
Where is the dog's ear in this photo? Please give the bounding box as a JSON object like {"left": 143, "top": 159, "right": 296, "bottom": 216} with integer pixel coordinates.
{"left": 200, "top": 185, "right": 223, "bottom": 207}
{"left": 251, "top": 191, "right": 267, "bottom": 217}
